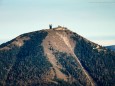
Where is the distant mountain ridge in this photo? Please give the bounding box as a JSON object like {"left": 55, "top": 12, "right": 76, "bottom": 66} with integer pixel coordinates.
{"left": 106, "top": 45, "right": 115, "bottom": 51}
{"left": 0, "top": 26, "right": 115, "bottom": 86}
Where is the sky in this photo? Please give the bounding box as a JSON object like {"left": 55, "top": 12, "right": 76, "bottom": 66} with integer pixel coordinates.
{"left": 0, "top": 0, "right": 115, "bottom": 46}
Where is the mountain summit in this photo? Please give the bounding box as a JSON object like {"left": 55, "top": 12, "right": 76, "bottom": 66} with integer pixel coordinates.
{"left": 0, "top": 26, "right": 115, "bottom": 86}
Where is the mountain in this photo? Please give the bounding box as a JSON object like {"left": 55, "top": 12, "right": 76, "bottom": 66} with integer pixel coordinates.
{"left": 106, "top": 45, "right": 115, "bottom": 51}
{"left": 0, "top": 26, "right": 115, "bottom": 86}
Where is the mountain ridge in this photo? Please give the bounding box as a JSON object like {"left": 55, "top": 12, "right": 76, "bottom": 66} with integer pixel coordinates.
{"left": 106, "top": 45, "right": 115, "bottom": 51}
{"left": 0, "top": 26, "right": 115, "bottom": 86}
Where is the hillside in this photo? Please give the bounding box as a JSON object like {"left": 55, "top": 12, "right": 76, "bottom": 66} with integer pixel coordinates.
{"left": 0, "top": 26, "right": 115, "bottom": 86}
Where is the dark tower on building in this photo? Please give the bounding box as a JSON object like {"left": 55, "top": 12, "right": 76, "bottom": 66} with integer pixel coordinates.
{"left": 49, "top": 24, "right": 52, "bottom": 29}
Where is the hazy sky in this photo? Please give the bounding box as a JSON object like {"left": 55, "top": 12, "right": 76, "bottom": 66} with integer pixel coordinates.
{"left": 0, "top": 0, "right": 115, "bottom": 46}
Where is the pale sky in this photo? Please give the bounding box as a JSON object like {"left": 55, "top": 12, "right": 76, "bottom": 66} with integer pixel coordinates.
{"left": 0, "top": 0, "right": 115, "bottom": 46}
